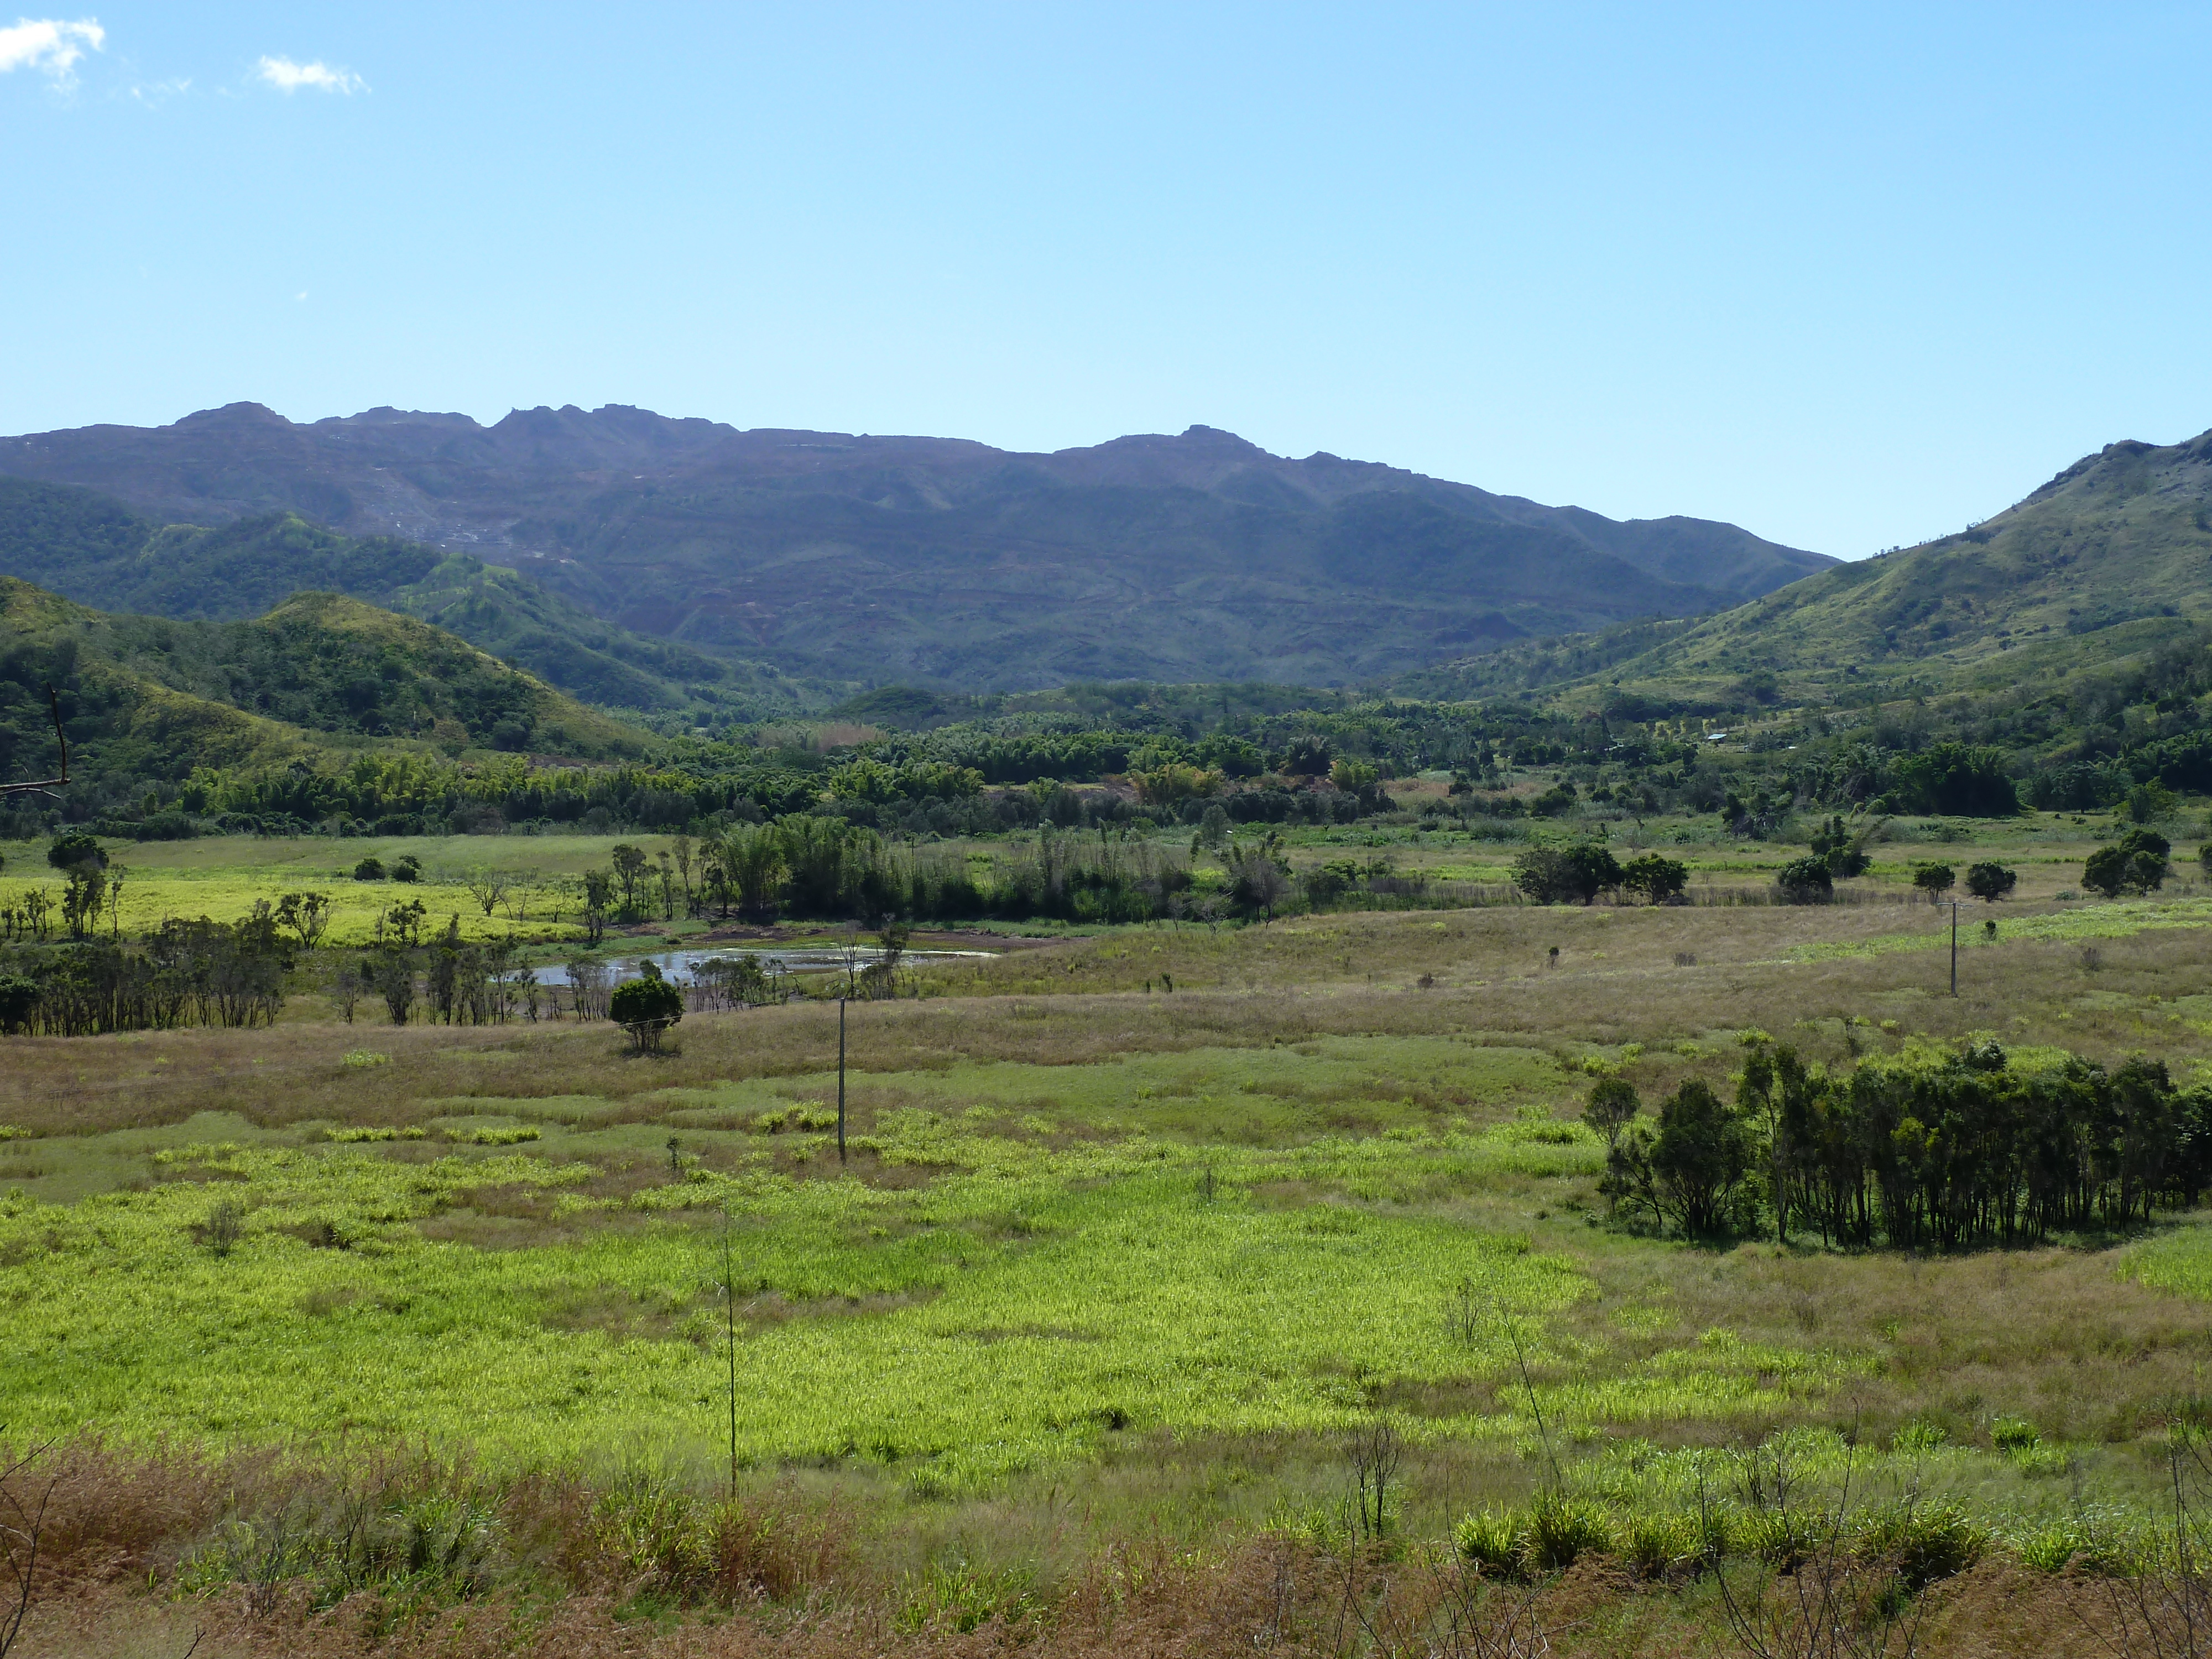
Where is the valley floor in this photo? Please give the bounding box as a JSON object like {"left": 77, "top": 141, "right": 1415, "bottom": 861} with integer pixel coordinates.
{"left": 6, "top": 820, "right": 2212, "bottom": 1654}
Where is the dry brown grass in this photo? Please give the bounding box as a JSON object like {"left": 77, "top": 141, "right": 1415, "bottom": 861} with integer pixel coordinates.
{"left": 12, "top": 902, "right": 2209, "bottom": 1140}
{"left": 1540, "top": 1234, "right": 2212, "bottom": 1456}
{"left": 3, "top": 1505, "right": 2136, "bottom": 1659}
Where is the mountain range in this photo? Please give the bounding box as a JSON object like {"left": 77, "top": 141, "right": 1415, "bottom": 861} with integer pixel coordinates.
{"left": 0, "top": 404, "right": 1833, "bottom": 690}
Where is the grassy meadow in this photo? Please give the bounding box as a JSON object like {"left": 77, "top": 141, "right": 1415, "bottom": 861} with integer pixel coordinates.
{"left": 9, "top": 810, "right": 2212, "bottom": 1655}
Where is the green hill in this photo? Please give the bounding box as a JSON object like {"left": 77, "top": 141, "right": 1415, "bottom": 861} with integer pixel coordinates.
{"left": 0, "top": 577, "right": 650, "bottom": 809}
{"left": 1518, "top": 427, "right": 2212, "bottom": 716}
{"left": 0, "top": 478, "right": 825, "bottom": 721}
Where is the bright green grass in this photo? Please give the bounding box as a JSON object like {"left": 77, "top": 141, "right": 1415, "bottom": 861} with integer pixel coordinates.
{"left": 0, "top": 836, "right": 609, "bottom": 946}
{"left": 0, "top": 1101, "right": 1822, "bottom": 1491}
{"left": 0, "top": 1118, "right": 1616, "bottom": 1487}
{"left": 0, "top": 1036, "right": 1588, "bottom": 1209}
{"left": 2119, "top": 1218, "right": 2212, "bottom": 1300}
{"left": 1780, "top": 895, "right": 2212, "bottom": 964}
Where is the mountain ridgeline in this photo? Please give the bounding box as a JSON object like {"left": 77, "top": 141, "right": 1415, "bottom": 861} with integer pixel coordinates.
{"left": 1517, "top": 427, "right": 2212, "bottom": 717}
{"left": 0, "top": 404, "right": 1833, "bottom": 690}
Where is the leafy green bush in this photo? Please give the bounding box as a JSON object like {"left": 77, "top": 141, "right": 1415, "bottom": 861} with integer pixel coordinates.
{"left": 2126, "top": 780, "right": 2181, "bottom": 824}
{"left": 1616, "top": 1078, "right": 1752, "bottom": 1237}
{"left": 1454, "top": 1509, "right": 1526, "bottom": 1577}
{"left": 1775, "top": 857, "right": 1833, "bottom": 904}
{"left": 0, "top": 973, "right": 36, "bottom": 1035}
{"left": 2084, "top": 830, "right": 2170, "bottom": 898}
{"left": 1911, "top": 862, "right": 1955, "bottom": 900}
{"left": 895, "top": 1559, "right": 1037, "bottom": 1635}
{"left": 1453, "top": 1494, "right": 1612, "bottom": 1578}
{"left": 1964, "top": 861, "right": 2017, "bottom": 902}
{"left": 1738, "top": 1506, "right": 1830, "bottom": 1571}
{"left": 48, "top": 831, "right": 106, "bottom": 872}
{"left": 2013, "top": 1518, "right": 2085, "bottom": 1574}
{"left": 1511, "top": 842, "right": 1623, "bottom": 905}
{"left": 200, "top": 1199, "right": 244, "bottom": 1258}
{"left": 1620, "top": 854, "right": 1688, "bottom": 904}
{"left": 1619, "top": 1509, "right": 1702, "bottom": 1579}
{"left": 1885, "top": 743, "right": 2020, "bottom": 817}
{"left": 1809, "top": 815, "right": 1871, "bottom": 878}
{"left": 1521, "top": 1491, "right": 1613, "bottom": 1572}
{"left": 1583, "top": 1078, "right": 1639, "bottom": 1146}
{"left": 610, "top": 966, "right": 685, "bottom": 1053}
{"left": 1858, "top": 1498, "right": 1985, "bottom": 1589}
{"left": 452, "top": 1125, "right": 540, "bottom": 1146}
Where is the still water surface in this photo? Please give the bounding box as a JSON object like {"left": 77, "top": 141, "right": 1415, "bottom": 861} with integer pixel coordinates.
{"left": 530, "top": 946, "right": 996, "bottom": 986}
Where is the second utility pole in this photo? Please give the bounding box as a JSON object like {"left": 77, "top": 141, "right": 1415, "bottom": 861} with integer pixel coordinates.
{"left": 1950, "top": 900, "right": 1959, "bottom": 997}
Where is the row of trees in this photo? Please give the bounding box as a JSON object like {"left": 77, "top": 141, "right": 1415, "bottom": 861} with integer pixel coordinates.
{"left": 575, "top": 820, "right": 1199, "bottom": 928}
{"left": 330, "top": 930, "right": 805, "bottom": 1036}
{"left": 0, "top": 910, "right": 290, "bottom": 1035}
{"left": 1593, "top": 1041, "right": 2212, "bottom": 1247}
{"left": 334, "top": 920, "right": 539, "bottom": 1027}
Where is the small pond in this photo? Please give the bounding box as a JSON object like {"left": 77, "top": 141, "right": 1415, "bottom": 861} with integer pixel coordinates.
{"left": 529, "top": 946, "right": 997, "bottom": 987}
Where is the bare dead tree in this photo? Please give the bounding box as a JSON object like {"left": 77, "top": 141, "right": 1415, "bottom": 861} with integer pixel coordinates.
{"left": 1333, "top": 1538, "right": 1554, "bottom": 1658}
{"left": 1707, "top": 1447, "right": 1926, "bottom": 1659}
{"left": 0, "top": 1437, "right": 60, "bottom": 1659}
{"left": 462, "top": 867, "right": 510, "bottom": 920}
{"left": 1346, "top": 1421, "right": 1404, "bottom": 1541}
{"left": 499, "top": 871, "right": 537, "bottom": 924}
{"left": 2078, "top": 1434, "right": 2212, "bottom": 1658}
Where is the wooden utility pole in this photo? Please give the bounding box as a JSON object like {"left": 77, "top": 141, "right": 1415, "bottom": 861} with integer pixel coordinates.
{"left": 837, "top": 997, "right": 848, "bottom": 1164}
{"left": 721, "top": 1204, "right": 739, "bottom": 1501}
{"left": 1950, "top": 901, "right": 1959, "bottom": 997}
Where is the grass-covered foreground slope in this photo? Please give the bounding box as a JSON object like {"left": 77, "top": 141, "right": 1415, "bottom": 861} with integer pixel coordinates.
{"left": 0, "top": 574, "right": 649, "bottom": 789}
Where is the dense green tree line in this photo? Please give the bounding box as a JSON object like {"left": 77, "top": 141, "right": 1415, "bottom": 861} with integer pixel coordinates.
{"left": 1600, "top": 1041, "right": 2212, "bottom": 1248}
{"left": 679, "top": 818, "right": 1193, "bottom": 926}
{"left": 0, "top": 910, "right": 291, "bottom": 1035}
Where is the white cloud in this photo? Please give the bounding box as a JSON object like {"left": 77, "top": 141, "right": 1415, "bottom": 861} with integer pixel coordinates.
{"left": 0, "top": 18, "right": 106, "bottom": 86}
{"left": 254, "top": 54, "right": 363, "bottom": 95}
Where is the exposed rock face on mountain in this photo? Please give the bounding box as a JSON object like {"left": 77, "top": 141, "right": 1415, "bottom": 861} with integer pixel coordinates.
{"left": 0, "top": 404, "right": 1832, "bottom": 688}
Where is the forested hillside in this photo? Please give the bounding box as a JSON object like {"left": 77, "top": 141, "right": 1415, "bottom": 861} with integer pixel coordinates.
{"left": 0, "top": 577, "right": 650, "bottom": 832}
{"left": 0, "top": 478, "right": 825, "bottom": 720}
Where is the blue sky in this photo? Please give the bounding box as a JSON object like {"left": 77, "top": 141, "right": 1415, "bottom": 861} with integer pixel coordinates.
{"left": 3, "top": 4, "right": 2209, "bottom": 559}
